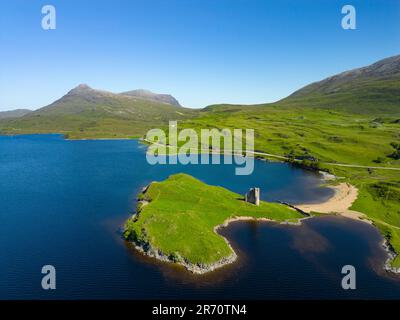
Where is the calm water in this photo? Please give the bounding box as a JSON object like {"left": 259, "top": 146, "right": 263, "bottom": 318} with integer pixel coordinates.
{"left": 0, "top": 134, "right": 399, "bottom": 299}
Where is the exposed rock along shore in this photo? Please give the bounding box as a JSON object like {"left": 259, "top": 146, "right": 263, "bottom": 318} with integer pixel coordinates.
{"left": 128, "top": 214, "right": 313, "bottom": 274}
{"left": 127, "top": 184, "right": 309, "bottom": 274}
{"left": 383, "top": 240, "right": 400, "bottom": 274}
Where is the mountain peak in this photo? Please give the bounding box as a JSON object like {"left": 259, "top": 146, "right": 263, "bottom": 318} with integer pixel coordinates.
{"left": 66, "top": 84, "right": 95, "bottom": 95}
{"left": 76, "top": 83, "right": 91, "bottom": 90}
{"left": 72, "top": 83, "right": 92, "bottom": 91}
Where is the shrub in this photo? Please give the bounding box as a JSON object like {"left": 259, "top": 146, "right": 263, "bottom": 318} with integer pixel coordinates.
{"left": 388, "top": 142, "right": 400, "bottom": 160}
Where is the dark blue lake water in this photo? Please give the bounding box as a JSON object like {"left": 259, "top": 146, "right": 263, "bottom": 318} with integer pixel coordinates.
{"left": 1, "top": 134, "right": 399, "bottom": 299}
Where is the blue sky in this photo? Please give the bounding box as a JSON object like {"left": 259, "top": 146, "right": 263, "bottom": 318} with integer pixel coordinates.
{"left": 0, "top": 0, "right": 399, "bottom": 110}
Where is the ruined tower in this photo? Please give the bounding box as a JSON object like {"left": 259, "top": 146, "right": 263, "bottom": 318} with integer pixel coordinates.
{"left": 245, "top": 187, "right": 260, "bottom": 206}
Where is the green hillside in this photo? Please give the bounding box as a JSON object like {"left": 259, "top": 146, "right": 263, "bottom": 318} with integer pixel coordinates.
{"left": 167, "top": 110, "right": 400, "bottom": 267}
{"left": 160, "top": 55, "right": 400, "bottom": 268}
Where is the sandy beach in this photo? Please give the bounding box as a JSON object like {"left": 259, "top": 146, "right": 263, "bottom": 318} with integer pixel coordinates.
{"left": 296, "top": 183, "right": 372, "bottom": 224}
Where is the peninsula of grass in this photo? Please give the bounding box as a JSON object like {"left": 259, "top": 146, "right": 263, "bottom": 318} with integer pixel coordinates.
{"left": 123, "top": 173, "right": 304, "bottom": 273}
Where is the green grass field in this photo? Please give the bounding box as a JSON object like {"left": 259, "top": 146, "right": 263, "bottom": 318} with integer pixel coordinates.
{"left": 123, "top": 173, "right": 303, "bottom": 267}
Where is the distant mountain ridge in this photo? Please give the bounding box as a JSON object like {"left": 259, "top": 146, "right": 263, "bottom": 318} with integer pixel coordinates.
{"left": 29, "top": 83, "right": 187, "bottom": 118}
{"left": 59, "top": 85, "right": 182, "bottom": 107}
{"left": 281, "top": 54, "right": 400, "bottom": 113}
{"left": 290, "top": 55, "right": 400, "bottom": 97}
{"left": 39, "top": 84, "right": 182, "bottom": 109}
{"left": 0, "top": 84, "right": 194, "bottom": 138}
{"left": 120, "top": 89, "right": 181, "bottom": 107}
{"left": 0, "top": 109, "right": 31, "bottom": 119}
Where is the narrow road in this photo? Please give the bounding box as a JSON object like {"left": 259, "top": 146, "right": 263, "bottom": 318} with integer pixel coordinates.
{"left": 144, "top": 139, "right": 400, "bottom": 171}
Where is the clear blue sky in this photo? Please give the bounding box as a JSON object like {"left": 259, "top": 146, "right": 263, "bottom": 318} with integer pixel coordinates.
{"left": 0, "top": 0, "right": 399, "bottom": 110}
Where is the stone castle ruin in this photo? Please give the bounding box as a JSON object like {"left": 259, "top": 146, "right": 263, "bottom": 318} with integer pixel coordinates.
{"left": 245, "top": 187, "right": 260, "bottom": 206}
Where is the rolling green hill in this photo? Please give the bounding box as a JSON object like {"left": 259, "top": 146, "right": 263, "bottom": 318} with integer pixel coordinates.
{"left": 0, "top": 84, "right": 197, "bottom": 139}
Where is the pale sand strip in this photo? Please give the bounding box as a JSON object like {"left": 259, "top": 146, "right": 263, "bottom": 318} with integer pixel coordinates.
{"left": 296, "top": 183, "right": 372, "bottom": 224}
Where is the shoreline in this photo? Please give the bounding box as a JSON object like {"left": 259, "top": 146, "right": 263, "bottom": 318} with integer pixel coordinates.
{"left": 66, "top": 138, "right": 134, "bottom": 141}
{"left": 129, "top": 144, "right": 399, "bottom": 275}
{"left": 127, "top": 181, "right": 314, "bottom": 274}
{"left": 129, "top": 211, "right": 400, "bottom": 275}
{"left": 128, "top": 212, "right": 310, "bottom": 274}
{"left": 294, "top": 182, "right": 400, "bottom": 274}
{"left": 128, "top": 179, "right": 400, "bottom": 275}
{"left": 383, "top": 239, "right": 400, "bottom": 274}
{"left": 0, "top": 132, "right": 138, "bottom": 141}
{"left": 295, "top": 182, "right": 373, "bottom": 225}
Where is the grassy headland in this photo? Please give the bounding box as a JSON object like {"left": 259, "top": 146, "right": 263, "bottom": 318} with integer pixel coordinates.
{"left": 123, "top": 173, "right": 304, "bottom": 273}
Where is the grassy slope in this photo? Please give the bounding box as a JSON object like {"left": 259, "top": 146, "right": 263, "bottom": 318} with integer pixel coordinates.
{"left": 283, "top": 76, "right": 400, "bottom": 114}
{"left": 123, "top": 173, "right": 303, "bottom": 265}
{"left": 166, "top": 105, "right": 400, "bottom": 267}
{"left": 178, "top": 106, "right": 400, "bottom": 166}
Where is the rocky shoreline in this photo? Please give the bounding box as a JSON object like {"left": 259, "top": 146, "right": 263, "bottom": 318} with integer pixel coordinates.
{"left": 127, "top": 209, "right": 400, "bottom": 275}
{"left": 126, "top": 176, "right": 400, "bottom": 275}
{"left": 126, "top": 185, "right": 238, "bottom": 274}
{"left": 129, "top": 239, "right": 238, "bottom": 275}
{"left": 128, "top": 214, "right": 311, "bottom": 275}
{"left": 382, "top": 239, "right": 400, "bottom": 274}
{"left": 127, "top": 197, "right": 308, "bottom": 274}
